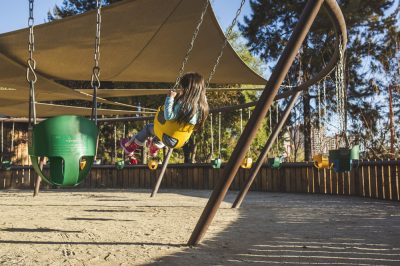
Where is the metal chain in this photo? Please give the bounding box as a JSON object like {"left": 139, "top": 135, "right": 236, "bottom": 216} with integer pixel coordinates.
{"left": 275, "top": 102, "right": 279, "bottom": 155}
{"left": 91, "top": 0, "right": 102, "bottom": 123}
{"left": 1, "top": 121, "right": 3, "bottom": 161}
{"left": 27, "top": 0, "right": 37, "bottom": 127}
{"left": 335, "top": 40, "right": 346, "bottom": 137}
{"left": 218, "top": 112, "right": 221, "bottom": 158}
{"left": 240, "top": 108, "right": 243, "bottom": 132}
{"left": 317, "top": 82, "right": 321, "bottom": 153}
{"left": 206, "top": 0, "right": 246, "bottom": 87}
{"left": 210, "top": 113, "right": 214, "bottom": 157}
{"left": 172, "top": 0, "right": 210, "bottom": 91}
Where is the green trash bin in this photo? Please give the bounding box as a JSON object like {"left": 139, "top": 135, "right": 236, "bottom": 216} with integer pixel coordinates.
{"left": 29, "top": 115, "right": 98, "bottom": 187}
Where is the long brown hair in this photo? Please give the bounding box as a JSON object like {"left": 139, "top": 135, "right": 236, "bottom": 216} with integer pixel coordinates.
{"left": 174, "top": 72, "right": 209, "bottom": 130}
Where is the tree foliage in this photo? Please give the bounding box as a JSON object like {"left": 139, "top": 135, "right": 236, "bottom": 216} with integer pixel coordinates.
{"left": 240, "top": 0, "right": 399, "bottom": 159}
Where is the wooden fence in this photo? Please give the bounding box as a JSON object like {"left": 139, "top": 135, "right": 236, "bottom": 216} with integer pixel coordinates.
{"left": 0, "top": 160, "right": 399, "bottom": 201}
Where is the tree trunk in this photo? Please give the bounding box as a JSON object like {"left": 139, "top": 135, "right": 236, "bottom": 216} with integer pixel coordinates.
{"left": 303, "top": 91, "right": 312, "bottom": 161}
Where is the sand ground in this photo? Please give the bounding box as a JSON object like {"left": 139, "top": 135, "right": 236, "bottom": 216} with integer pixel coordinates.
{"left": 0, "top": 190, "right": 399, "bottom": 265}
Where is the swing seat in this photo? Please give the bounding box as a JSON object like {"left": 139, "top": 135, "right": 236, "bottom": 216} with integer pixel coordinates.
{"left": 268, "top": 157, "right": 282, "bottom": 169}
{"left": 313, "top": 154, "right": 332, "bottom": 169}
{"left": 1, "top": 160, "right": 12, "bottom": 171}
{"left": 115, "top": 159, "right": 125, "bottom": 170}
{"left": 154, "top": 106, "right": 194, "bottom": 149}
{"left": 241, "top": 157, "right": 253, "bottom": 169}
{"left": 28, "top": 115, "right": 98, "bottom": 187}
{"left": 211, "top": 158, "right": 222, "bottom": 169}
{"left": 329, "top": 145, "right": 359, "bottom": 173}
{"left": 148, "top": 159, "right": 158, "bottom": 170}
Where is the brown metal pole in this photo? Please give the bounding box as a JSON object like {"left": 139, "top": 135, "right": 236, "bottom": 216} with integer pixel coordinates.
{"left": 389, "top": 85, "right": 395, "bottom": 159}
{"left": 187, "top": 0, "right": 325, "bottom": 246}
{"left": 232, "top": 91, "right": 302, "bottom": 208}
{"left": 150, "top": 148, "right": 173, "bottom": 197}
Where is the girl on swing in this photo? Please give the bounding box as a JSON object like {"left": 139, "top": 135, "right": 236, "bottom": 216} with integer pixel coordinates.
{"left": 121, "top": 72, "right": 209, "bottom": 159}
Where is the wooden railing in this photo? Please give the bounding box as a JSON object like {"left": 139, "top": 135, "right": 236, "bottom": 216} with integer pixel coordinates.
{"left": 1, "top": 160, "right": 399, "bottom": 201}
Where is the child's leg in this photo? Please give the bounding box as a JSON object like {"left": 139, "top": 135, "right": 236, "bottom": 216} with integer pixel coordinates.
{"left": 121, "top": 123, "right": 155, "bottom": 154}
{"left": 125, "top": 123, "right": 154, "bottom": 146}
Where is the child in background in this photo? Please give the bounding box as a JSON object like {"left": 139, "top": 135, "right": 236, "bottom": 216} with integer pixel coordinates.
{"left": 121, "top": 72, "right": 209, "bottom": 158}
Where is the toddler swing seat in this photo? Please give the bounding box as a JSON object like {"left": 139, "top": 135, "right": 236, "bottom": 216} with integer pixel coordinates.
{"left": 29, "top": 115, "right": 98, "bottom": 186}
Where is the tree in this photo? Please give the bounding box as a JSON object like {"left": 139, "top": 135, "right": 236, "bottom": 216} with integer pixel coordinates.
{"left": 48, "top": 0, "right": 123, "bottom": 20}
{"left": 240, "top": 0, "right": 399, "bottom": 160}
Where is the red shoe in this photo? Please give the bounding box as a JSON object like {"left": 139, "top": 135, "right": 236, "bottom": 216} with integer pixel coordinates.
{"left": 120, "top": 138, "right": 140, "bottom": 155}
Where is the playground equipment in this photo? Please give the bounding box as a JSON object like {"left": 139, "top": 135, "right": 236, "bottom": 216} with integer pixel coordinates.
{"left": 267, "top": 103, "right": 282, "bottom": 169}
{"left": 0, "top": 121, "right": 12, "bottom": 171}
{"left": 313, "top": 154, "right": 332, "bottom": 169}
{"left": 268, "top": 157, "right": 282, "bottom": 169}
{"left": 151, "top": 0, "right": 247, "bottom": 196}
{"left": 328, "top": 43, "right": 359, "bottom": 173}
{"left": 115, "top": 159, "right": 125, "bottom": 170}
{"left": 210, "top": 112, "right": 222, "bottom": 169}
{"left": 329, "top": 145, "right": 359, "bottom": 172}
{"left": 189, "top": 0, "right": 348, "bottom": 246}
{"left": 148, "top": 159, "right": 158, "bottom": 170}
{"left": 27, "top": 0, "right": 99, "bottom": 187}
{"left": 239, "top": 108, "right": 253, "bottom": 169}
{"left": 313, "top": 79, "right": 333, "bottom": 169}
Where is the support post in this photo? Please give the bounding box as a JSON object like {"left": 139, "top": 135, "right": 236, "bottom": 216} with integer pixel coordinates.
{"left": 151, "top": 148, "right": 173, "bottom": 197}
{"left": 232, "top": 91, "right": 301, "bottom": 208}
{"left": 187, "top": 0, "right": 324, "bottom": 246}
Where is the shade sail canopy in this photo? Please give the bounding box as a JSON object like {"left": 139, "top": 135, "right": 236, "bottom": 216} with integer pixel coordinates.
{"left": 0, "top": 0, "right": 266, "bottom": 84}
{"left": 0, "top": 53, "right": 143, "bottom": 110}
{"left": 0, "top": 0, "right": 266, "bottom": 118}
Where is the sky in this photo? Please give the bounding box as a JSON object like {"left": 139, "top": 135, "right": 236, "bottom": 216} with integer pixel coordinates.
{"left": 0, "top": 0, "right": 252, "bottom": 34}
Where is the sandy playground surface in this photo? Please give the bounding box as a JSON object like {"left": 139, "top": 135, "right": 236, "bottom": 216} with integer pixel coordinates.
{"left": 0, "top": 189, "right": 400, "bottom": 265}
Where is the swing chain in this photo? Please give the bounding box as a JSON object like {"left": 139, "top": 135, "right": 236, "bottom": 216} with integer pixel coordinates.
{"left": 27, "top": 0, "right": 37, "bottom": 84}
{"left": 91, "top": 0, "right": 102, "bottom": 123}
{"left": 27, "top": 0, "right": 37, "bottom": 127}
{"left": 335, "top": 39, "right": 346, "bottom": 137}
{"left": 239, "top": 108, "right": 243, "bottom": 132}
{"left": 206, "top": 0, "right": 246, "bottom": 87}
{"left": 218, "top": 112, "right": 221, "bottom": 158}
{"left": 172, "top": 0, "right": 210, "bottom": 91}
{"left": 210, "top": 113, "right": 214, "bottom": 157}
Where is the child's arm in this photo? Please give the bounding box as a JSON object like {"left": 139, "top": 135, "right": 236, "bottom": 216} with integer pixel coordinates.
{"left": 164, "top": 91, "right": 177, "bottom": 120}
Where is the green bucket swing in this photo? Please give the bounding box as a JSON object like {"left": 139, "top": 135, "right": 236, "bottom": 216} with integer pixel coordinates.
{"left": 29, "top": 116, "right": 98, "bottom": 186}
{"left": 26, "top": 0, "right": 102, "bottom": 187}
{"left": 267, "top": 157, "right": 282, "bottom": 169}
{"left": 329, "top": 145, "right": 360, "bottom": 173}
{"left": 1, "top": 160, "right": 12, "bottom": 171}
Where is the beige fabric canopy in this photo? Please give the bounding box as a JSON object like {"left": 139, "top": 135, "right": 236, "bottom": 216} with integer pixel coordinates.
{"left": 0, "top": 53, "right": 142, "bottom": 109}
{"left": 0, "top": 0, "right": 266, "bottom": 118}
